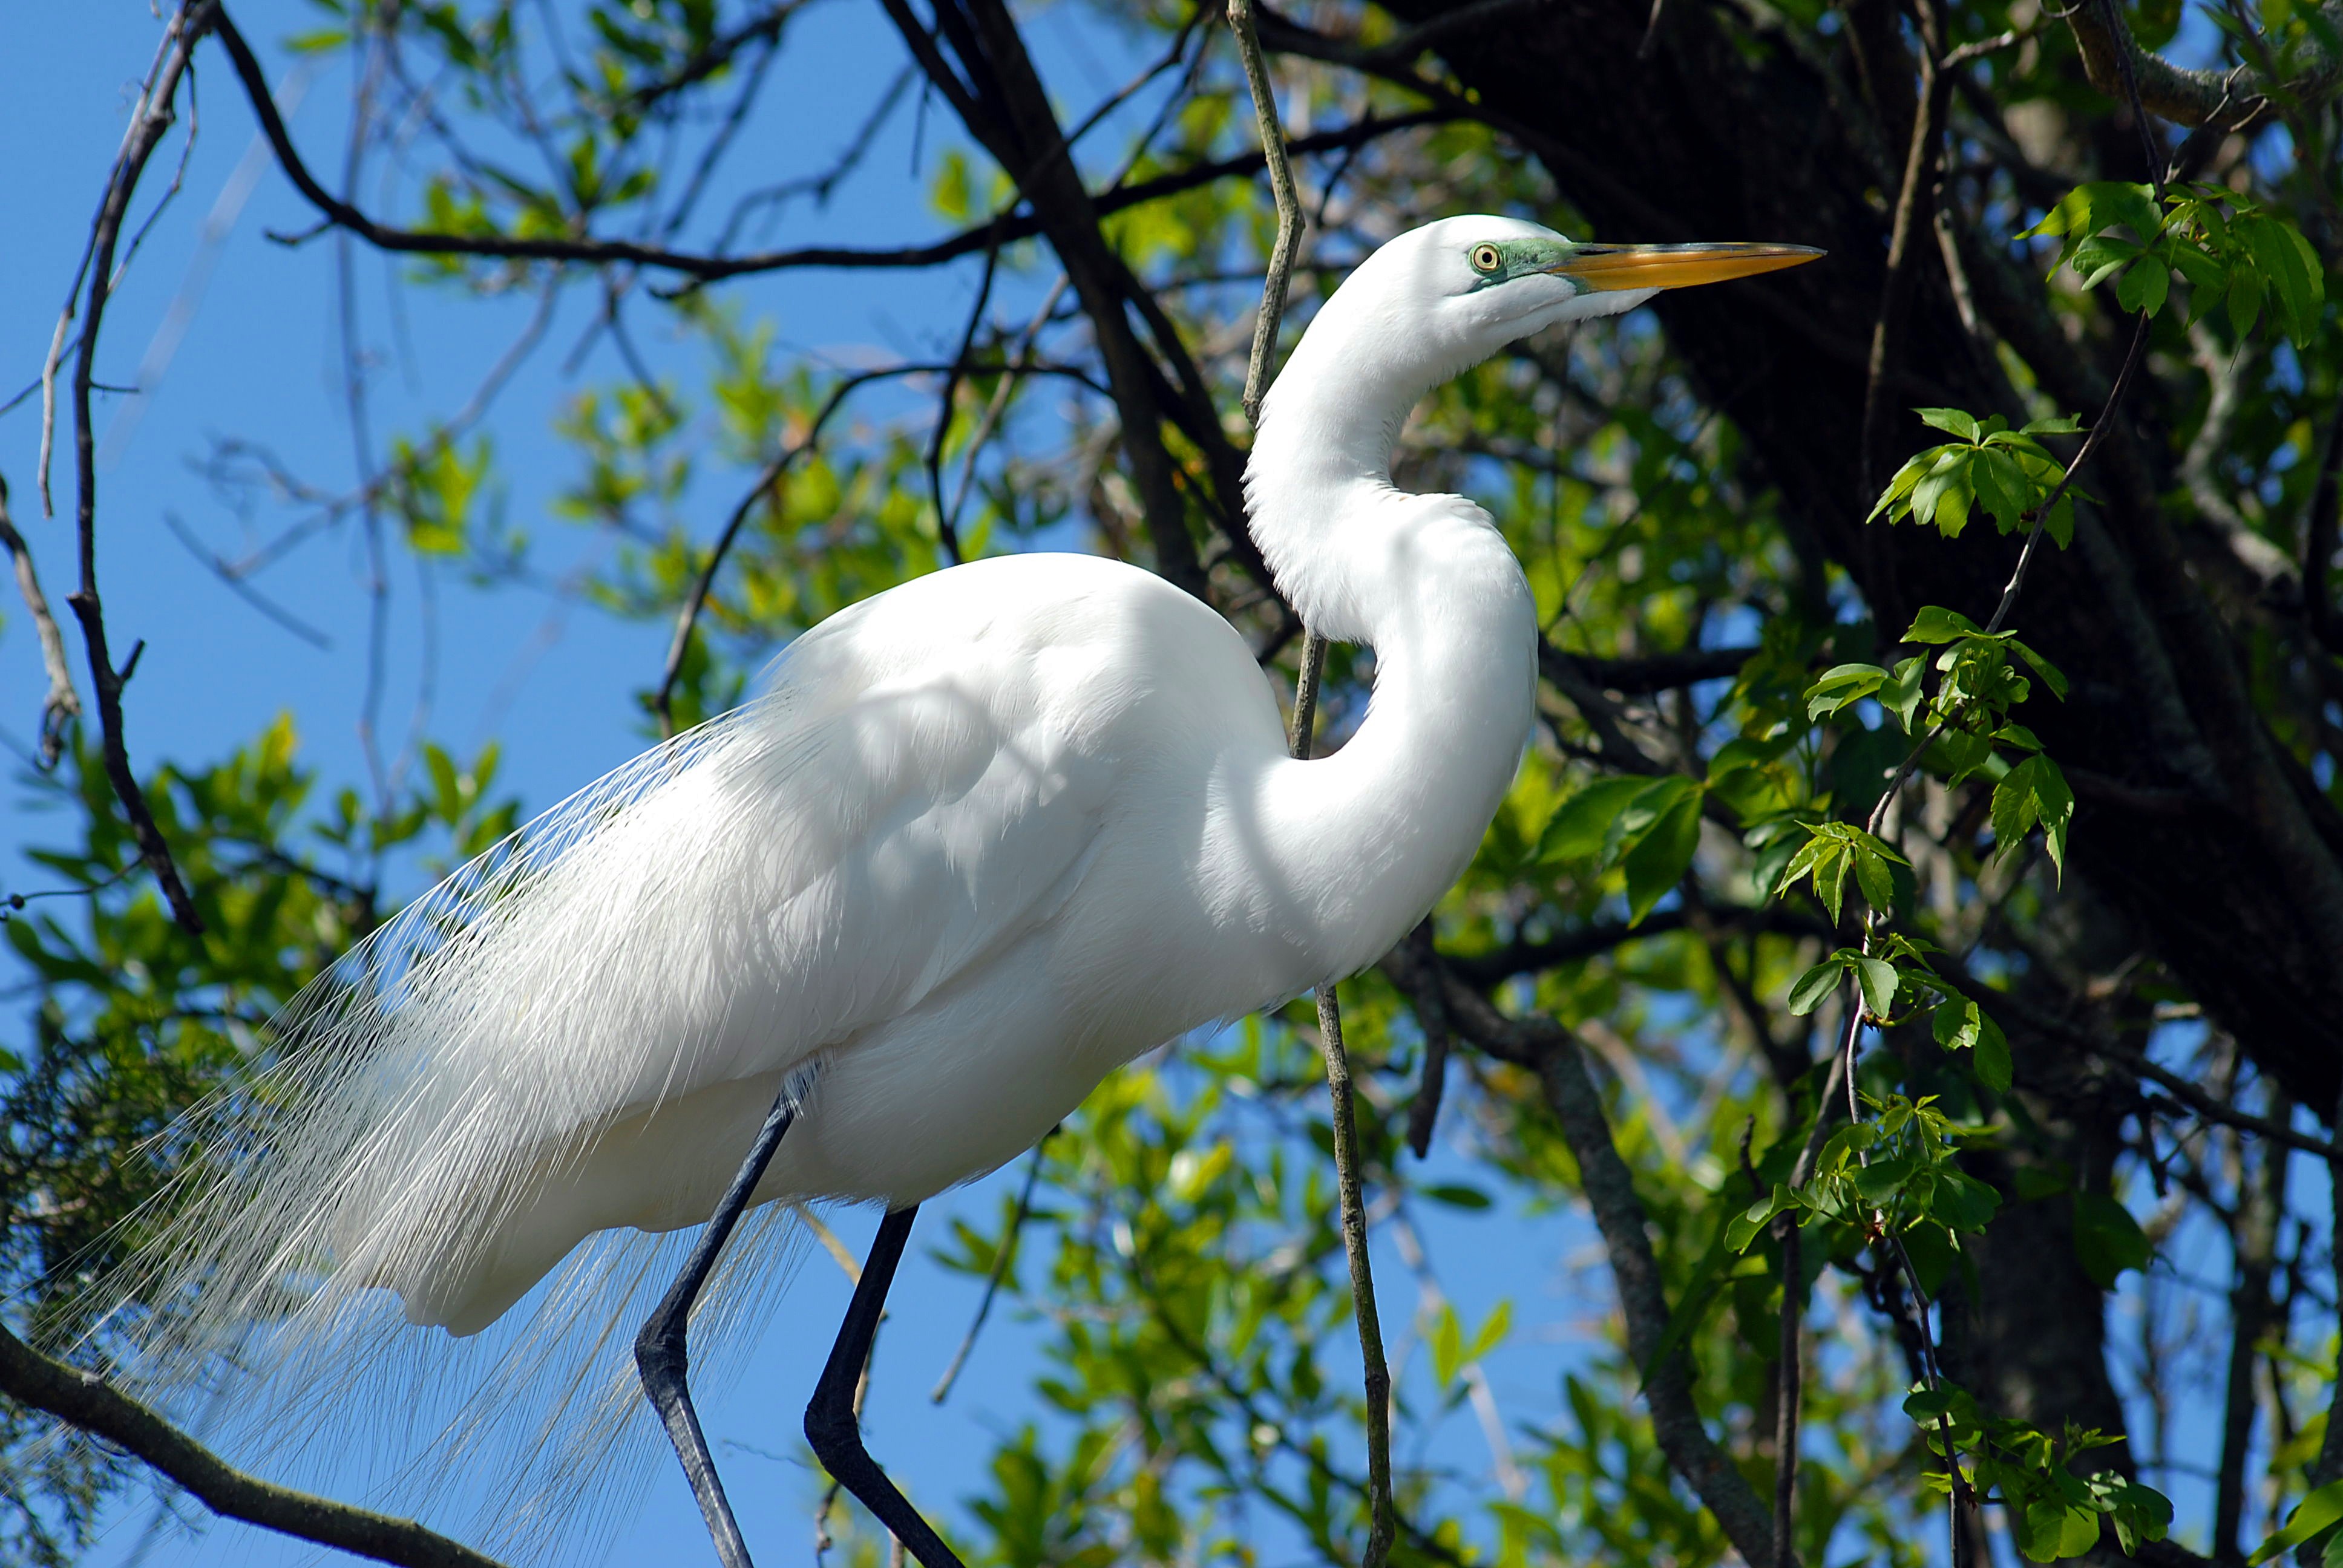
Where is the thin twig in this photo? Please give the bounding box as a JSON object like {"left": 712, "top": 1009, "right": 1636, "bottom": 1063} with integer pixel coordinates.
{"left": 64, "top": 0, "right": 211, "bottom": 933}
{"left": 945, "top": 276, "right": 1070, "bottom": 538}
{"left": 1228, "top": 13, "right": 1388, "bottom": 1511}
{"left": 1227, "top": 0, "right": 1303, "bottom": 426}
{"left": 1771, "top": 1210, "right": 1801, "bottom": 1568}
{"left": 0, "top": 477, "right": 82, "bottom": 768}
{"left": 1403, "top": 919, "right": 1453, "bottom": 1158}
{"left": 930, "top": 1137, "right": 1049, "bottom": 1403}
{"left": 1308, "top": 987, "right": 1396, "bottom": 1567}
{"left": 926, "top": 228, "right": 1004, "bottom": 566}
{"left": 1857, "top": 0, "right": 1949, "bottom": 499}
{"left": 210, "top": 5, "right": 1426, "bottom": 287}
{"left": 651, "top": 358, "right": 1084, "bottom": 736}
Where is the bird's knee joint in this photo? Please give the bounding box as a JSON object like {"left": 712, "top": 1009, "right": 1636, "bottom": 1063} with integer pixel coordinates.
{"left": 635, "top": 1324, "right": 687, "bottom": 1386}
{"left": 804, "top": 1403, "right": 859, "bottom": 1458}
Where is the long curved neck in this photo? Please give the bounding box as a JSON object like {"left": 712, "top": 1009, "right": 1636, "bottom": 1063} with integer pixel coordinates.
{"left": 1244, "top": 339, "right": 1538, "bottom": 987}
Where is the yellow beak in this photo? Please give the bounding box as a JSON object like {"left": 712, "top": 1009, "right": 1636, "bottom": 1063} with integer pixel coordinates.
{"left": 1543, "top": 242, "right": 1824, "bottom": 292}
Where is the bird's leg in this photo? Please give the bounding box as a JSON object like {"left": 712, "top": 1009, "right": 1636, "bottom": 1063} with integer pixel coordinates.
{"left": 804, "top": 1206, "right": 966, "bottom": 1568}
{"left": 637, "top": 1074, "right": 813, "bottom": 1568}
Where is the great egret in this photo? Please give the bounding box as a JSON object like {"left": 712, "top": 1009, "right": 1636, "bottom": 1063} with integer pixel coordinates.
{"left": 107, "top": 216, "right": 1816, "bottom": 1568}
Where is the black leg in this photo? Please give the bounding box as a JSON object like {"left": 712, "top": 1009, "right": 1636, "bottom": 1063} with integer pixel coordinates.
{"left": 805, "top": 1206, "right": 966, "bottom": 1568}
{"left": 637, "top": 1079, "right": 808, "bottom": 1568}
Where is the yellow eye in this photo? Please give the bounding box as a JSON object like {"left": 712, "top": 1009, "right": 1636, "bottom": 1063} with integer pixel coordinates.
{"left": 1470, "top": 243, "right": 1503, "bottom": 275}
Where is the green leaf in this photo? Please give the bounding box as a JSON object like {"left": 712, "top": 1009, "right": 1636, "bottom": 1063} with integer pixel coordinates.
{"left": 2249, "top": 1479, "right": 2343, "bottom": 1564}
{"left": 1429, "top": 1302, "right": 1465, "bottom": 1387}
{"left": 1905, "top": 606, "right": 1985, "bottom": 644}
{"left": 2115, "top": 255, "right": 2170, "bottom": 316}
{"left": 1916, "top": 407, "right": 1982, "bottom": 440}
{"left": 1806, "top": 662, "right": 1889, "bottom": 720}
{"left": 1884, "top": 655, "right": 1928, "bottom": 733}
{"left": 1992, "top": 754, "right": 2076, "bottom": 877}
{"left": 2229, "top": 261, "right": 2266, "bottom": 339}
{"left": 1463, "top": 1299, "right": 1513, "bottom": 1363}
{"left": 1533, "top": 776, "right": 1650, "bottom": 865}
{"left": 1725, "top": 1183, "right": 1797, "bottom": 1253}
{"left": 1787, "top": 957, "right": 1849, "bottom": 1016}
{"left": 1973, "top": 1008, "right": 2012, "bottom": 1093}
{"left": 2073, "top": 1191, "right": 2152, "bottom": 1287}
{"left": 1971, "top": 448, "right": 2031, "bottom": 534}
{"left": 1855, "top": 955, "right": 1899, "bottom": 1018}
{"left": 1622, "top": 786, "right": 1705, "bottom": 925}
{"left": 1423, "top": 1182, "right": 1493, "bottom": 1210}
{"left": 1932, "top": 1169, "right": 2002, "bottom": 1232}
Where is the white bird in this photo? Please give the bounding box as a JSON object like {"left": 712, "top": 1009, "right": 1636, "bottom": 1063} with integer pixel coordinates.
{"left": 105, "top": 216, "right": 1815, "bottom": 1567}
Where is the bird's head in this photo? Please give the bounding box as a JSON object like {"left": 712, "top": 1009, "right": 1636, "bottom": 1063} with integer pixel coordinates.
{"left": 1283, "top": 215, "right": 1823, "bottom": 398}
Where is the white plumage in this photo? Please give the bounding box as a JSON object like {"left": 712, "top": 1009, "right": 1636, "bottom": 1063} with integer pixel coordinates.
{"left": 87, "top": 215, "right": 1815, "bottom": 1550}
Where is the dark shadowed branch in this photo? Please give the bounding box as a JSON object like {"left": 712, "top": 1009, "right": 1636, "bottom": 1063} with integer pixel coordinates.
{"left": 0, "top": 1324, "right": 508, "bottom": 1568}
{"left": 209, "top": 4, "right": 1437, "bottom": 290}
{"left": 2063, "top": 0, "right": 2343, "bottom": 129}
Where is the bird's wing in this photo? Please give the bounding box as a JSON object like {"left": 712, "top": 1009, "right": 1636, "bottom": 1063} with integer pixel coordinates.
{"left": 143, "top": 574, "right": 1126, "bottom": 1356}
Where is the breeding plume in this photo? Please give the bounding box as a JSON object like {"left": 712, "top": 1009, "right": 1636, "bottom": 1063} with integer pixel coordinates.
{"left": 102, "top": 216, "right": 1817, "bottom": 1567}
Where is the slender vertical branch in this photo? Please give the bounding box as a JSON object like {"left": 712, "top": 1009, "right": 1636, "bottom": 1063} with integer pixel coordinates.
{"left": 64, "top": 0, "right": 212, "bottom": 933}
{"left": 1772, "top": 1217, "right": 1801, "bottom": 1568}
{"left": 1312, "top": 985, "right": 1397, "bottom": 1568}
{"left": 1403, "top": 918, "right": 1453, "bottom": 1158}
{"left": 1227, "top": 20, "right": 1386, "bottom": 1534}
{"left": 2217, "top": 1096, "right": 2289, "bottom": 1561}
{"left": 1857, "top": 0, "right": 1946, "bottom": 498}
{"left": 926, "top": 226, "right": 1004, "bottom": 566}
{"left": 930, "top": 1136, "right": 1050, "bottom": 1403}
{"left": 1227, "top": 0, "right": 1303, "bottom": 427}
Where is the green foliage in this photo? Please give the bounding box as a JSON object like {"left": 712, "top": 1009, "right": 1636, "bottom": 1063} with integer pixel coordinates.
{"left": 0, "top": 716, "right": 516, "bottom": 1561}
{"left": 1868, "top": 410, "right": 2083, "bottom": 544}
{"left": 2025, "top": 181, "right": 2327, "bottom": 345}
{"left": 2251, "top": 1478, "right": 2343, "bottom": 1565}
{"left": 1532, "top": 774, "right": 1706, "bottom": 924}
{"left": 1902, "top": 1383, "right": 2171, "bottom": 1561}
{"left": 1773, "top": 823, "right": 1904, "bottom": 925}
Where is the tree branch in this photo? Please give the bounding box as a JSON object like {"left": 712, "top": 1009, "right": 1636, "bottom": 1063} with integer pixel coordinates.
{"left": 1379, "top": 942, "right": 1785, "bottom": 1568}
{"left": 2063, "top": 0, "right": 2343, "bottom": 130}
{"left": 208, "top": 7, "right": 1436, "bottom": 287}
{"left": 0, "top": 1323, "right": 507, "bottom": 1568}
{"left": 0, "top": 475, "right": 81, "bottom": 769}
{"left": 66, "top": 0, "right": 209, "bottom": 933}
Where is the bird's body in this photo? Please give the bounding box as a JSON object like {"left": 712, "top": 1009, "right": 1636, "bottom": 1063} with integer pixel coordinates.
{"left": 356, "top": 497, "right": 1535, "bottom": 1334}
{"left": 96, "top": 216, "right": 1817, "bottom": 1563}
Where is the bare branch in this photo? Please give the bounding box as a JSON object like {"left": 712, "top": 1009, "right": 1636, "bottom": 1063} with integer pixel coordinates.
{"left": 0, "top": 1323, "right": 507, "bottom": 1568}
{"left": 65, "top": 0, "right": 211, "bottom": 933}
{"left": 209, "top": 3, "right": 1434, "bottom": 288}
{"left": 0, "top": 476, "right": 82, "bottom": 768}
{"left": 649, "top": 354, "right": 1104, "bottom": 734}
{"left": 620, "top": 0, "right": 815, "bottom": 110}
